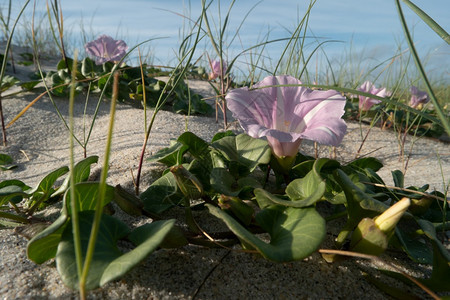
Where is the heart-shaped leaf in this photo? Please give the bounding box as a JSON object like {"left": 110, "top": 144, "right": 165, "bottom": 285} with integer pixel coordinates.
{"left": 211, "top": 134, "right": 271, "bottom": 174}
{"left": 285, "top": 158, "right": 329, "bottom": 206}
{"left": 141, "top": 171, "right": 181, "bottom": 214}
{"left": 26, "top": 166, "right": 69, "bottom": 196}
{"left": 56, "top": 211, "right": 130, "bottom": 290}
{"left": 65, "top": 182, "right": 115, "bottom": 215}
{"left": 348, "top": 157, "right": 383, "bottom": 172}
{"left": 0, "top": 183, "right": 28, "bottom": 206}
{"left": 147, "top": 141, "right": 188, "bottom": 166}
{"left": 56, "top": 212, "right": 175, "bottom": 290}
{"left": 27, "top": 214, "right": 69, "bottom": 264}
{"left": 207, "top": 204, "right": 325, "bottom": 262}
{"left": 27, "top": 182, "right": 114, "bottom": 263}
{"left": 211, "top": 130, "right": 235, "bottom": 142}
{"left": 100, "top": 219, "right": 176, "bottom": 286}
{"left": 52, "top": 156, "right": 99, "bottom": 197}
{"left": 177, "top": 131, "right": 209, "bottom": 158}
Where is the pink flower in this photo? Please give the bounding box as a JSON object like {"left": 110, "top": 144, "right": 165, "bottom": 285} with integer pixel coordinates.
{"left": 357, "top": 81, "right": 389, "bottom": 111}
{"left": 225, "top": 75, "right": 347, "bottom": 159}
{"left": 409, "top": 86, "right": 429, "bottom": 108}
{"left": 208, "top": 60, "right": 227, "bottom": 80}
{"left": 85, "top": 35, "right": 128, "bottom": 65}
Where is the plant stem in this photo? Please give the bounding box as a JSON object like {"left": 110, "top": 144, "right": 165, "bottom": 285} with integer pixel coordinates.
{"left": 79, "top": 72, "right": 119, "bottom": 295}
{"left": 134, "top": 14, "right": 204, "bottom": 194}
{"left": 0, "top": 211, "right": 29, "bottom": 223}
{"left": 67, "top": 51, "right": 84, "bottom": 296}
{"left": 0, "top": 96, "right": 6, "bottom": 146}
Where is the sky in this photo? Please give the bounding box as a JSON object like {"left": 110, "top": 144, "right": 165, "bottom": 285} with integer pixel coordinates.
{"left": 2, "top": 0, "right": 449, "bottom": 80}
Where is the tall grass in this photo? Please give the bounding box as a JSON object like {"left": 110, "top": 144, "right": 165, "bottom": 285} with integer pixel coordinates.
{"left": 0, "top": 0, "right": 30, "bottom": 146}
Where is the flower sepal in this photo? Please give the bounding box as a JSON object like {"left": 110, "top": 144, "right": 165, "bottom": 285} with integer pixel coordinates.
{"left": 269, "top": 153, "right": 297, "bottom": 178}
{"left": 349, "top": 218, "right": 389, "bottom": 256}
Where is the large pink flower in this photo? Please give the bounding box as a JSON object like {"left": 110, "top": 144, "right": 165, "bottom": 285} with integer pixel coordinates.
{"left": 409, "top": 85, "right": 429, "bottom": 108}
{"left": 225, "top": 75, "right": 347, "bottom": 158}
{"left": 85, "top": 35, "right": 128, "bottom": 65}
{"left": 208, "top": 60, "right": 227, "bottom": 80}
{"left": 357, "top": 81, "right": 389, "bottom": 111}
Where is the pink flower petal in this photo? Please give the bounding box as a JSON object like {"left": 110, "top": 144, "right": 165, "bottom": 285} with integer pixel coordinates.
{"left": 357, "top": 81, "right": 389, "bottom": 110}
{"left": 85, "top": 35, "right": 128, "bottom": 65}
{"left": 226, "top": 75, "right": 347, "bottom": 157}
{"left": 410, "top": 85, "right": 429, "bottom": 108}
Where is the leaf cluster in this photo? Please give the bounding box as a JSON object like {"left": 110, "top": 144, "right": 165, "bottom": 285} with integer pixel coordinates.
{"left": 43, "top": 57, "right": 212, "bottom": 115}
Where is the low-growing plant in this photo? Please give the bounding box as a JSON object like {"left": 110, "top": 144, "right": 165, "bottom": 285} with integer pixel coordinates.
{"left": 0, "top": 0, "right": 449, "bottom": 299}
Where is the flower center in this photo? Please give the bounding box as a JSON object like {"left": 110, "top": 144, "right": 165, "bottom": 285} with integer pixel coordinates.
{"left": 284, "top": 120, "right": 290, "bottom": 129}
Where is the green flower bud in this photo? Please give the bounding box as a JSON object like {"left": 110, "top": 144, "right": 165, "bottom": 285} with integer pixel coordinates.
{"left": 374, "top": 197, "right": 410, "bottom": 234}
{"left": 350, "top": 197, "right": 410, "bottom": 256}
{"left": 218, "top": 195, "right": 254, "bottom": 226}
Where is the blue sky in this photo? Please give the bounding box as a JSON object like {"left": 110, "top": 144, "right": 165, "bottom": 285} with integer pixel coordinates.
{"left": 3, "top": 0, "right": 449, "bottom": 79}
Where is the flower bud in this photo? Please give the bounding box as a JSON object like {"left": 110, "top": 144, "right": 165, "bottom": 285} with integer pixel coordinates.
{"left": 218, "top": 195, "right": 254, "bottom": 226}
{"left": 374, "top": 197, "right": 410, "bottom": 234}
{"left": 350, "top": 197, "right": 410, "bottom": 256}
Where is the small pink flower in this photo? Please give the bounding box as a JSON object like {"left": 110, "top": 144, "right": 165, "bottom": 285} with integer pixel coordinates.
{"left": 409, "top": 86, "right": 429, "bottom": 108}
{"left": 208, "top": 60, "right": 227, "bottom": 80}
{"left": 225, "top": 75, "right": 347, "bottom": 158}
{"left": 85, "top": 35, "right": 128, "bottom": 65}
{"left": 357, "top": 81, "right": 389, "bottom": 111}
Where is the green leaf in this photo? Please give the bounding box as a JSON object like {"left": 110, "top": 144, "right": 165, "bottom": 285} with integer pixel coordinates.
{"left": 177, "top": 131, "right": 209, "bottom": 158}
{"left": 100, "top": 219, "right": 176, "bottom": 286}
{"left": 156, "top": 225, "right": 189, "bottom": 249}
{"left": 348, "top": 157, "right": 383, "bottom": 172}
{"left": 218, "top": 195, "right": 254, "bottom": 226}
{"left": 27, "top": 214, "right": 68, "bottom": 264}
{"left": 0, "top": 184, "right": 27, "bottom": 206}
{"left": 56, "top": 58, "right": 74, "bottom": 70}
{"left": 65, "top": 182, "right": 115, "bottom": 215}
{"left": 81, "top": 57, "right": 95, "bottom": 77}
{"left": 207, "top": 204, "right": 325, "bottom": 262}
{"left": 395, "top": 227, "right": 433, "bottom": 264}
{"left": 210, "top": 168, "right": 241, "bottom": 196}
{"left": 285, "top": 158, "right": 328, "bottom": 206}
{"left": 211, "top": 130, "right": 235, "bottom": 142}
{"left": 27, "top": 189, "right": 70, "bottom": 264}
{"left": 0, "top": 153, "right": 16, "bottom": 170}
{"left": 56, "top": 212, "right": 175, "bottom": 290}
{"left": 19, "top": 80, "right": 40, "bottom": 91}
{"left": 26, "top": 166, "right": 69, "bottom": 196}
{"left": 392, "top": 170, "right": 404, "bottom": 188}
{"left": 0, "top": 153, "right": 13, "bottom": 165}
{"left": 211, "top": 134, "right": 271, "bottom": 174}
{"left": 147, "top": 141, "right": 188, "bottom": 166}
{"left": 56, "top": 212, "right": 130, "bottom": 290}
{"left": 140, "top": 171, "right": 181, "bottom": 214}
{"left": 0, "top": 75, "right": 19, "bottom": 92}
{"left": 416, "top": 219, "right": 450, "bottom": 291}
{"left": 52, "top": 156, "right": 99, "bottom": 197}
